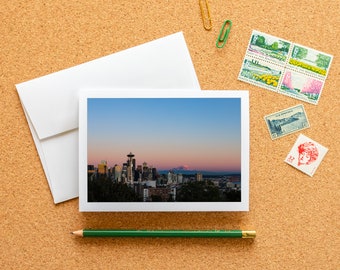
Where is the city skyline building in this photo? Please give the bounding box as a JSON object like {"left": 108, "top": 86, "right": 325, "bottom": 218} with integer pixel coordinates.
{"left": 87, "top": 151, "right": 241, "bottom": 203}
{"left": 97, "top": 160, "right": 107, "bottom": 175}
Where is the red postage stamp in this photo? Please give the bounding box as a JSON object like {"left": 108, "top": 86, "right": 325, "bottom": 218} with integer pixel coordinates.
{"left": 284, "top": 134, "right": 328, "bottom": 177}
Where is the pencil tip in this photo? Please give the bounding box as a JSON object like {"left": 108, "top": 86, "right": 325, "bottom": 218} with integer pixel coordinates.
{"left": 70, "top": 232, "right": 74, "bottom": 235}
{"left": 70, "top": 230, "right": 83, "bottom": 236}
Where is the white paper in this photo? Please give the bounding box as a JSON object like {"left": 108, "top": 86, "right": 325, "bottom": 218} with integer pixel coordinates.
{"left": 79, "top": 89, "right": 249, "bottom": 212}
{"left": 16, "top": 32, "right": 201, "bottom": 203}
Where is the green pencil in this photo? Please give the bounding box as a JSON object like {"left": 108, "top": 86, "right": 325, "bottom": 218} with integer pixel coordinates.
{"left": 71, "top": 229, "right": 256, "bottom": 238}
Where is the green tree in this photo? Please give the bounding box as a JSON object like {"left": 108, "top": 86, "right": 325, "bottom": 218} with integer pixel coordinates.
{"left": 255, "top": 35, "right": 265, "bottom": 47}
{"left": 88, "top": 175, "right": 112, "bottom": 202}
{"left": 315, "top": 54, "right": 331, "bottom": 69}
{"left": 293, "top": 46, "right": 308, "bottom": 59}
{"left": 110, "top": 182, "right": 140, "bottom": 202}
{"left": 271, "top": 42, "right": 279, "bottom": 50}
{"left": 88, "top": 175, "right": 140, "bottom": 202}
{"left": 177, "top": 181, "right": 221, "bottom": 202}
{"left": 279, "top": 41, "right": 290, "bottom": 53}
{"left": 223, "top": 190, "right": 241, "bottom": 202}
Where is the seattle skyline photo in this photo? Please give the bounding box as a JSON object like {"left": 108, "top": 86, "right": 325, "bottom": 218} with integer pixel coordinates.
{"left": 86, "top": 97, "right": 242, "bottom": 203}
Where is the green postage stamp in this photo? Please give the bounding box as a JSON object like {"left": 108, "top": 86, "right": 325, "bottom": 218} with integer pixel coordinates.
{"left": 238, "top": 30, "right": 333, "bottom": 105}
{"left": 264, "top": 104, "right": 310, "bottom": 140}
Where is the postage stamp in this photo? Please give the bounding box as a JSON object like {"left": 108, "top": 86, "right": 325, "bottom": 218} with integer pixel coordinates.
{"left": 279, "top": 70, "right": 324, "bottom": 105}
{"left": 264, "top": 104, "right": 310, "bottom": 140}
{"left": 288, "top": 44, "right": 333, "bottom": 78}
{"left": 246, "top": 30, "right": 292, "bottom": 64}
{"left": 238, "top": 30, "right": 333, "bottom": 105}
{"left": 238, "top": 56, "right": 283, "bottom": 91}
{"left": 284, "top": 134, "right": 328, "bottom": 177}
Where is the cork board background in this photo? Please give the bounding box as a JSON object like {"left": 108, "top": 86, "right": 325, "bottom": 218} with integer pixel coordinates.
{"left": 1, "top": 1, "right": 339, "bottom": 269}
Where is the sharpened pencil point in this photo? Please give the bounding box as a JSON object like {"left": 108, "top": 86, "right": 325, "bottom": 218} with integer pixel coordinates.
{"left": 71, "top": 230, "right": 84, "bottom": 237}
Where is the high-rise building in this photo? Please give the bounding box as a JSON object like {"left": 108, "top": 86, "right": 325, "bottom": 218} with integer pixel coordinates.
{"left": 122, "top": 163, "right": 128, "bottom": 183}
{"left": 113, "top": 164, "right": 122, "bottom": 182}
{"left": 88, "top": 165, "right": 96, "bottom": 181}
{"left": 177, "top": 174, "right": 183, "bottom": 184}
{"left": 88, "top": 165, "right": 95, "bottom": 174}
{"left": 142, "top": 162, "right": 148, "bottom": 180}
{"left": 136, "top": 165, "right": 143, "bottom": 182}
{"left": 167, "top": 171, "right": 173, "bottom": 184}
{"left": 152, "top": 168, "right": 158, "bottom": 180}
{"left": 196, "top": 172, "right": 203, "bottom": 181}
{"left": 98, "top": 160, "right": 107, "bottom": 175}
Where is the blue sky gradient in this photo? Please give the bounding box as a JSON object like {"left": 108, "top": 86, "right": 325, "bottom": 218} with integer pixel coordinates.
{"left": 88, "top": 98, "right": 241, "bottom": 173}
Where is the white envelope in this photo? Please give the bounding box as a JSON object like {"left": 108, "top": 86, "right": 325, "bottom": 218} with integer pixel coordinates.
{"left": 16, "top": 32, "right": 201, "bottom": 203}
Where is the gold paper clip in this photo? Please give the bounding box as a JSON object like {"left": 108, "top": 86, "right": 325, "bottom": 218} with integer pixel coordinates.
{"left": 199, "top": 0, "right": 212, "bottom": 30}
{"left": 216, "top": 20, "right": 232, "bottom": 48}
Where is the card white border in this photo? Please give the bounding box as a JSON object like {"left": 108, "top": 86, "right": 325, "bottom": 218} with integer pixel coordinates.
{"left": 79, "top": 89, "right": 249, "bottom": 212}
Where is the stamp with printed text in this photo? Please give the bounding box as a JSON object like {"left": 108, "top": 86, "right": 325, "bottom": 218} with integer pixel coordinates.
{"left": 288, "top": 44, "right": 333, "bottom": 78}
{"left": 264, "top": 104, "right": 310, "bottom": 140}
{"left": 246, "top": 30, "right": 292, "bottom": 64}
{"left": 284, "top": 134, "right": 328, "bottom": 177}
{"left": 279, "top": 70, "right": 324, "bottom": 104}
{"left": 239, "top": 56, "right": 282, "bottom": 91}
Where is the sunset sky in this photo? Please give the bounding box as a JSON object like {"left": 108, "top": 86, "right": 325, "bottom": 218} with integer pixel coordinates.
{"left": 87, "top": 98, "right": 241, "bottom": 173}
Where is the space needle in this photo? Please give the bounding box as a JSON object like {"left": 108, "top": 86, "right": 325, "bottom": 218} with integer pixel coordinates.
{"left": 127, "top": 152, "right": 135, "bottom": 184}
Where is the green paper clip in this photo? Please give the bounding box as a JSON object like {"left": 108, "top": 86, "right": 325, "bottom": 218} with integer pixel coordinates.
{"left": 216, "top": 20, "right": 232, "bottom": 48}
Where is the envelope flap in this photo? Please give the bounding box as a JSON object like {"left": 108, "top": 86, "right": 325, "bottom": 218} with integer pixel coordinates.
{"left": 17, "top": 85, "right": 79, "bottom": 139}
{"left": 16, "top": 32, "right": 200, "bottom": 140}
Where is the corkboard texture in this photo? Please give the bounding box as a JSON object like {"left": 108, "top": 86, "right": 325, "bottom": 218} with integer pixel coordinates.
{"left": 1, "top": 1, "right": 339, "bottom": 269}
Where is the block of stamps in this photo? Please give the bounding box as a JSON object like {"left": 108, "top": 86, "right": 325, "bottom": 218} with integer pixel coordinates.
{"left": 284, "top": 134, "right": 328, "bottom": 177}
{"left": 238, "top": 30, "right": 333, "bottom": 105}
{"left": 264, "top": 104, "right": 310, "bottom": 140}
